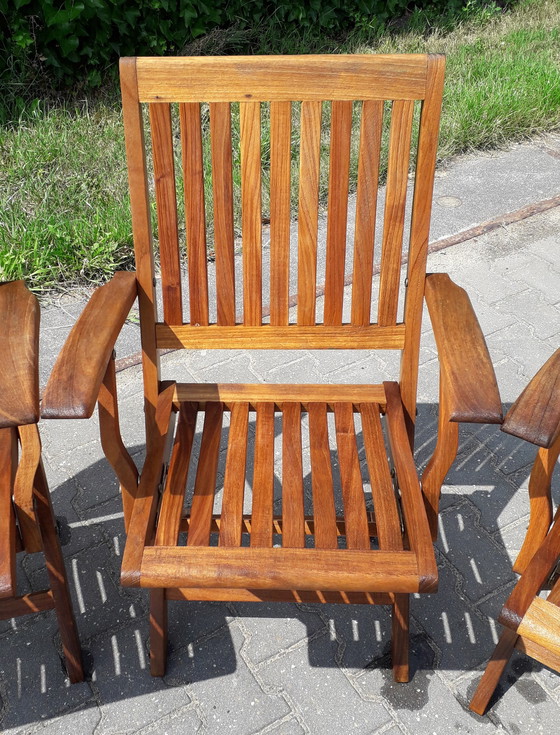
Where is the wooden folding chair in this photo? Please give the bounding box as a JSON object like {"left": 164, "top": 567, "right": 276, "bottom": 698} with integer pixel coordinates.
{"left": 0, "top": 281, "right": 83, "bottom": 683}
{"left": 42, "top": 54, "right": 503, "bottom": 682}
{"left": 470, "top": 348, "right": 560, "bottom": 715}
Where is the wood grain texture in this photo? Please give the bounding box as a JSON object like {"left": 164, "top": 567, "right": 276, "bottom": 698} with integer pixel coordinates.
{"left": 399, "top": 54, "right": 445, "bottom": 441}
{"left": 270, "top": 101, "right": 292, "bottom": 326}
{"left": 0, "top": 428, "right": 16, "bottom": 598}
{"left": 42, "top": 272, "right": 137, "bottom": 419}
{"left": 297, "top": 101, "right": 322, "bottom": 326}
{"left": 502, "top": 348, "right": 560, "bottom": 448}
{"left": 140, "top": 546, "right": 420, "bottom": 591}
{"left": 0, "top": 591, "right": 55, "bottom": 620}
{"left": 377, "top": 99, "right": 414, "bottom": 327}
{"left": 210, "top": 102, "right": 236, "bottom": 325}
{"left": 150, "top": 103, "right": 182, "bottom": 323}
{"left": 13, "top": 423, "right": 42, "bottom": 553}
{"left": 384, "top": 382, "right": 437, "bottom": 592}
{"left": 469, "top": 628, "right": 519, "bottom": 715}
{"left": 308, "top": 403, "right": 338, "bottom": 548}
{"left": 187, "top": 402, "right": 223, "bottom": 546}
{"left": 157, "top": 323, "right": 406, "bottom": 350}
{"left": 392, "top": 593, "right": 410, "bottom": 682}
{"left": 180, "top": 102, "right": 209, "bottom": 326}
{"left": 121, "top": 382, "right": 176, "bottom": 587}
{"left": 156, "top": 402, "right": 197, "bottom": 546}
{"left": 240, "top": 101, "right": 262, "bottom": 325}
{"left": 424, "top": 273, "right": 502, "bottom": 424}
{"left": 173, "top": 382, "right": 386, "bottom": 410}
{"left": 135, "top": 55, "right": 428, "bottom": 102}
{"left": 360, "top": 403, "right": 402, "bottom": 550}
{"left": 517, "top": 597, "right": 560, "bottom": 658}
{"left": 324, "top": 101, "right": 353, "bottom": 326}
{"left": 351, "top": 100, "right": 383, "bottom": 326}
{"left": 333, "top": 403, "right": 370, "bottom": 549}
{"left": 120, "top": 58, "right": 160, "bottom": 451}
{"left": 219, "top": 402, "right": 249, "bottom": 546}
{"left": 166, "top": 587, "right": 392, "bottom": 605}
{"left": 0, "top": 281, "right": 39, "bottom": 428}
{"left": 515, "top": 635, "right": 560, "bottom": 673}
{"left": 513, "top": 433, "right": 560, "bottom": 574}
{"left": 250, "top": 403, "right": 275, "bottom": 547}
{"left": 98, "top": 355, "right": 139, "bottom": 532}
{"left": 281, "top": 403, "right": 305, "bottom": 548}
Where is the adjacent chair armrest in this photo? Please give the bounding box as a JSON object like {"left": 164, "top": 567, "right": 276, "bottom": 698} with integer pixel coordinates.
{"left": 425, "top": 273, "right": 502, "bottom": 424}
{"left": 42, "top": 272, "right": 137, "bottom": 419}
{"left": 0, "top": 281, "right": 40, "bottom": 428}
{"left": 502, "top": 348, "right": 560, "bottom": 448}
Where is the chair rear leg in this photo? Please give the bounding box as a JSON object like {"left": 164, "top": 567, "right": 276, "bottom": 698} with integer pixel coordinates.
{"left": 34, "top": 462, "right": 84, "bottom": 683}
{"left": 150, "top": 589, "right": 168, "bottom": 676}
{"left": 392, "top": 593, "right": 409, "bottom": 682}
{"left": 470, "top": 628, "right": 518, "bottom": 715}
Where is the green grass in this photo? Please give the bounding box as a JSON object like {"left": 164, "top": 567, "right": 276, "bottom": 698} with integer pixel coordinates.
{"left": 1, "top": 0, "right": 559, "bottom": 290}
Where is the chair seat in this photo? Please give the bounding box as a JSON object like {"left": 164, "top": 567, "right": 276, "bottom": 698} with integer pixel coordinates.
{"left": 141, "top": 382, "right": 436, "bottom": 600}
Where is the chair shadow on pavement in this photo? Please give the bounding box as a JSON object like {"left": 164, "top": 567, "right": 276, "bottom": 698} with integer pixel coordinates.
{"left": 1, "top": 402, "right": 558, "bottom": 732}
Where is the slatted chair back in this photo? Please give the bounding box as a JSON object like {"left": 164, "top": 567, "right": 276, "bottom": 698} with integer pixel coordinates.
{"left": 120, "top": 55, "right": 445, "bottom": 438}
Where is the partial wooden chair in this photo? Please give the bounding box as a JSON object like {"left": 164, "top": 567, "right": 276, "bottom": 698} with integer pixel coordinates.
{"left": 470, "top": 348, "right": 560, "bottom": 715}
{"left": 42, "top": 54, "right": 503, "bottom": 682}
{"left": 0, "top": 281, "right": 83, "bottom": 683}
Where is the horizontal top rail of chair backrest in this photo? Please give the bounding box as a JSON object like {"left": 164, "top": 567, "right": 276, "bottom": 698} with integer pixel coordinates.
{"left": 132, "top": 55, "right": 428, "bottom": 102}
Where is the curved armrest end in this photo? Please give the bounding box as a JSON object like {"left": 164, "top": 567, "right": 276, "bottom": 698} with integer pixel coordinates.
{"left": 425, "top": 273, "right": 502, "bottom": 424}
{"left": 502, "top": 349, "right": 560, "bottom": 448}
{"left": 41, "top": 272, "right": 137, "bottom": 419}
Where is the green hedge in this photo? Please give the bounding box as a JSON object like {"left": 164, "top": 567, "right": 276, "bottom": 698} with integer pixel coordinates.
{"left": 1, "top": 1, "right": 471, "bottom": 88}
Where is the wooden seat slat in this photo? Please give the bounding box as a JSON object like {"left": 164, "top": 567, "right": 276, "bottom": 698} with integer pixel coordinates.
{"left": 155, "top": 403, "right": 197, "bottom": 546}
{"left": 281, "top": 403, "right": 305, "bottom": 548}
{"left": 250, "top": 403, "right": 275, "bottom": 547}
{"left": 334, "top": 403, "right": 371, "bottom": 550}
{"left": 219, "top": 402, "right": 250, "bottom": 547}
{"left": 308, "top": 403, "right": 339, "bottom": 549}
{"left": 186, "top": 402, "right": 223, "bottom": 547}
{"left": 360, "top": 403, "right": 403, "bottom": 551}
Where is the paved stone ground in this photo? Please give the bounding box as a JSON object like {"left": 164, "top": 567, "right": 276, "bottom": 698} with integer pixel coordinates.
{"left": 1, "top": 139, "right": 559, "bottom": 734}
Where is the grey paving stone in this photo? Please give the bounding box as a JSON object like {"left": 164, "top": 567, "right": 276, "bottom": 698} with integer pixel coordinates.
{"left": 134, "top": 704, "right": 203, "bottom": 734}
{"left": 257, "top": 632, "right": 393, "bottom": 734}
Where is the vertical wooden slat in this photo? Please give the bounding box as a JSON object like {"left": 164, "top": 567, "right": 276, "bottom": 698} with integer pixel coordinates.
{"left": 351, "top": 100, "right": 384, "bottom": 326}
{"left": 0, "top": 428, "right": 16, "bottom": 598}
{"left": 360, "top": 403, "right": 402, "bottom": 551}
{"left": 150, "top": 103, "right": 183, "bottom": 325}
{"left": 399, "top": 55, "right": 446, "bottom": 442}
{"left": 333, "top": 403, "right": 370, "bottom": 550}
{"left": 120, "top": 58, "right": 160, "bottom": 452}
{"left": 187, "top": 403, "right": 223, "bottom": 547}
{"left": 378, "top": 99, "right": 414, "bottom": 327}
{"left": 156, "top": 403, "right": 197, "bottom": 546}
{"left": 324, "top": 100, "right": 353, "bottom": 326}
{"left": 13, "top": 423, "right": 43, "bottom": 552}
{"left": 270, "top": 101, "right": 292, "bottom": 326}
{"left": 240, "top": 101, "right": 262, "bottom": 326}
{"left": 250, "top": 403, "right": 275, "bottom": 547}
{"left": 308, "top": 403, "right": 338, "bottom": 548}
{"left": 210, "top": 102, "right": 236, "bottom": 326}
{"left": 180, "top": 102, "right": 209, "bottom": 326}
{"left": 297, "top": 101, "right": 322, "bottom": 326}
{"left": 219, "top": 402, "right": 249, "bottom": 547}
{"left": 281, "top": 403, "right": 305, "bottom": 548}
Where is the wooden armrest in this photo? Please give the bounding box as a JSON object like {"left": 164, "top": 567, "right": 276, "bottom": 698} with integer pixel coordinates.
{"left": 42, "top": 272, "right": 137, "bottom": 419}
{"left": 425, "top": 273, "right": 502, "bottom": 424}
{"left": 502, "top": 349, "right": 560, "bottom": 448}
{"left": 0, "top": 281, "right": 40, "bottom": 428}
